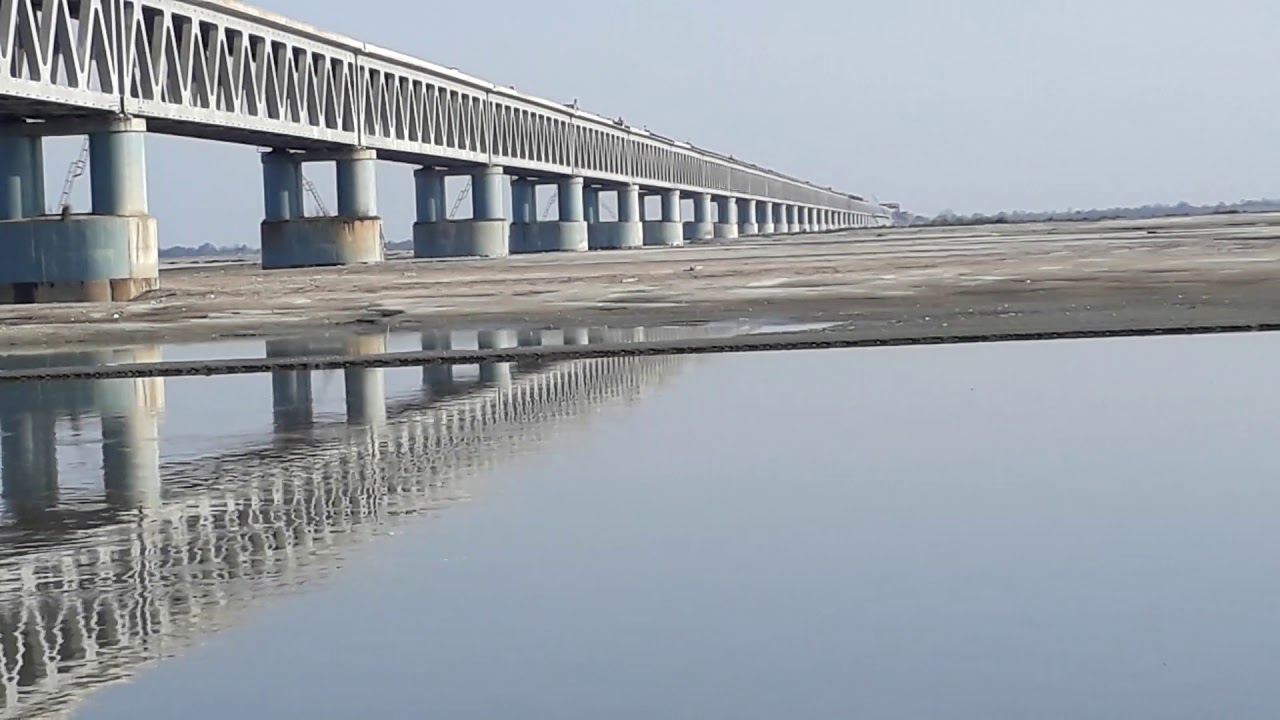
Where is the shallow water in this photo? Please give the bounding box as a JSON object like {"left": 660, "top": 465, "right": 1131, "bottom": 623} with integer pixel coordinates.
{"left": 2, "top": 330, "right": 1279, "bottom": 718}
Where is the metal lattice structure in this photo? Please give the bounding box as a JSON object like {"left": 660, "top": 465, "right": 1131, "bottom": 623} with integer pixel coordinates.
{"left": 0, "top": 0, "right": 886, "bottom": 217}
{"left": 0, "top": 345, "right": 696, "bottom": 718}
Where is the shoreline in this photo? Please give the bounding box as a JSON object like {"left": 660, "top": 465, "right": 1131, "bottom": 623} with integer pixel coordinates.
{"left": 3, "top": 212, "right": 1280, "bottom": 352}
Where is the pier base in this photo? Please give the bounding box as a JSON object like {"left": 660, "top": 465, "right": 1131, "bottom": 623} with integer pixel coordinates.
{"left": 414, "top": 220, "right": 510, "bottom": 258}
{"left": 262, "top": 218, "right": 382, "bottom": 270}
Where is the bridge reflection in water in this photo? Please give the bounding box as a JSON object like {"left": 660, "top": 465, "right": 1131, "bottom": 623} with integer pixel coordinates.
{"left": 0, "top": 325, "right": 719, "bottom": 718}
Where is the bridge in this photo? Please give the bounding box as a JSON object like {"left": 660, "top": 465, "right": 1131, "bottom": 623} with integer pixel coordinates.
{"left": 0, "top": 324, "right": 715, "bottom": 717}
{"left": 0, "top": 0, "right": 892, "bottom": 304}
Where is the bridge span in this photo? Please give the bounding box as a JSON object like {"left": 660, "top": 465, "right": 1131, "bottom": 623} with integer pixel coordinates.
{"left": 0, "top": 324, "right": 714, "bottom": 716}
{"left": 0, "top": 0, "right": 891, "bottom": 304}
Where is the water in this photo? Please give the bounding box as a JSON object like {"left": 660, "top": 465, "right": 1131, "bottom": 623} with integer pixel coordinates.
{"left": 3, "top": 330, "right": 1279, "bottom": 718}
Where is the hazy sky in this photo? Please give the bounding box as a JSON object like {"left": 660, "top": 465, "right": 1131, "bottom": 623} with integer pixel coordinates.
{"left": 44, "top": 0, "right": 1280, "bottom": 245}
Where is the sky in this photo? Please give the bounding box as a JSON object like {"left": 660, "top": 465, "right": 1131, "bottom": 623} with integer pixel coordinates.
{"left": 42, "top": 0, "right": 1280, "bottom": 245}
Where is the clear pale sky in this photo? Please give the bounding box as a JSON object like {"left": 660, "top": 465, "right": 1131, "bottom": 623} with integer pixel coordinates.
{"left": 46, "top": 0, "right": 1280, "bottom": 245}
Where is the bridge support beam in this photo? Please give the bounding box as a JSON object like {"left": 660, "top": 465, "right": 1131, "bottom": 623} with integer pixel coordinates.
{"left": 415, "top": 166, "right": 509, "bottom": 259}
{"left": 588, "top": 184, "right": 643, "bottom": 250}
{"left": 643, "top": 189, "right": 683, "bottom": 247}
{"left": 689, "top": 192, "right": 714, "bottom": 240}
{"left": 262, "top": 149, "right": 383, "bottom": 269}
{"left": 0, "top": 118, "right": 158, "bottom": 304}
{"left": 738, "top": 198, "right": 758, "bottom": 236}
{"left": 714, "top": 196, "right": 739, "bottom": 239}
{"left": 757, "top": 201, "right": 775, "bottom": 234}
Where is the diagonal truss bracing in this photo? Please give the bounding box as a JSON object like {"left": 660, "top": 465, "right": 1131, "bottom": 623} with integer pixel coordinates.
{"left": 0, "top": 0, "right": 882, "bottom": 213}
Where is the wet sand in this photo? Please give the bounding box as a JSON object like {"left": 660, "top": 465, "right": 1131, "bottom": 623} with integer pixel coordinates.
{"left": 3, "top": 212, "right": 1280, "bottom": 349}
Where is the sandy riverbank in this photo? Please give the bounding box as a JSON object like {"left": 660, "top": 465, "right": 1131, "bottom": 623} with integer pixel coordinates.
{"left": 3, "top": 212, "right": 1280, "bottom": 350}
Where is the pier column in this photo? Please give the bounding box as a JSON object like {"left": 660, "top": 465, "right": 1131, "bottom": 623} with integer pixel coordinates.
{"left": 0, "top": 133, "right": 44, "bottom": 220}
{"left": 509, "top": 176, "right": 538, "bottom": 253}
{"left": 757, "top": 201, "right": 775, "bottom": 234}
{"left": 774, "top": 204, "right": 790, "bottom": 233}
{"left": 714, "top": 196, "right": 739, "bottom": 239}
{"left": 786, "top": 205, "right": 799, "bottom": 232}
{"left": 738, "top": 198, "right": 759, "bottom": 236}
{"left": 643, "top": 189, "right": 683, "bottom": 247}
{"left": 96, "top": 346, "right": 164, "bottom": 509}
{"left": 268, "top": 340, "right": 314, "bottom": 437}
{"left": 614, "top": 184, "right": 644, "bottom": 249}
{"left": 344, "top": 334, "right": 387, "bottom": 427}
{"left": 0, "top": 411, "right": 59, "bottom": 515}
{"left": 590, "top": 184, "right": 642, "bottom": 250}
{"left": 478, "top": 329, "right": 517, "bottom": 391}
{"left": 415, "top": 165, "right": 510, "bottom": 258}
{"left": 690, "top": 192, "right": 714, "bottom": 240}
{"left": 262, "top": 148, "right": 383, "bottom": 269}
{"left": 584, "top": 185, "right": 604, "bottom": 249}
{"left": 545, "top": 177, "right": 588, "bottom": 252}
{"left": 0, "top": 117, "right": 158, "bottom": 304}
{"left": 421, "top": 329, "right": 456, "bottom": 396}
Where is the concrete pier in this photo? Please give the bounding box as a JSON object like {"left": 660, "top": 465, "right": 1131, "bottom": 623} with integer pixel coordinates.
{"left": 644, "top": 189, "right": 684, "bottom": 247}
{"left": 509, "top": 177, "right": 538, "bottom": 253}
{"left": 261, "top": 149, "right": 384, "bottom": 270}
{"left": 714, "top": 196, "right": 739, "bottom": 239}
{"left": 738, "top": 198, "right": 759, "bottom": 236}
{"left": 344, "top": 334, "right": 388, "bottom": 427}
{"left": 0, "top": 117, "right": 158, "bottom": 304}
{"left": 547, "top": 177, "right": 589, "bottom": 252}
{"left": 758, "top": 201, "right": 775, "bottom": 234}
{"left": 775, "top": 204, "right": 791, "bottom": 234}
{"left": 415, "top": 166, "right": 510, "bottom": 258}
{"left": 421, "top": 329, "right": 456, "bottom": 393}
{"left": 478, "top": 329, "right": 517, "bottom": 391}
{"left": 690, "top": 192, "right": 714, "bottom": 240}
{"left": 588, "top": 185, "right": 643, "bottom": 250}
{"left": 0, "top": 411, "right": 59, "bottom": 514}
{"left": 99, "top": 370, "right": 164, "bottom": 510}
{"left": 268, "top": 340, "right": 315, "bottom": 437}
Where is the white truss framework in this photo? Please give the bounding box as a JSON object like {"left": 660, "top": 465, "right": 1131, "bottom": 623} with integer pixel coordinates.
{"left": 0, "top": 0, "right": 886, "bottom": 215}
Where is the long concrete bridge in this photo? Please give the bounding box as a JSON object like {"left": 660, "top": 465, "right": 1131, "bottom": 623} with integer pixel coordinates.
{"left": 0, "top": 325, "right": 712, "bottom": 717}
{"left": 0, "top": 0, "right": 891, "bottom": 304}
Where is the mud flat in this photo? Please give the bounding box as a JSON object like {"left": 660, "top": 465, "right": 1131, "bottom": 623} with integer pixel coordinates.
{"left": 3, "top": 212, "right": 1280, "bottom": 350}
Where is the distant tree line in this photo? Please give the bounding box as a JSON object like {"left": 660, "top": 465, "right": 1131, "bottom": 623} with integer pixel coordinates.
{"left": 894, "top": 198, "right": 1280, "bottom": 227}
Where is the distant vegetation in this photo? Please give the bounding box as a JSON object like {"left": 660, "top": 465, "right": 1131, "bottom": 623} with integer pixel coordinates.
{"left": 895, "top": 199, "right": 1280, "bottom": 227}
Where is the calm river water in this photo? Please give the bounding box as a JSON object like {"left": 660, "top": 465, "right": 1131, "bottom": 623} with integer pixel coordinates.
{"left": 2, "top": 329, "right": 1277, "bottom": 719}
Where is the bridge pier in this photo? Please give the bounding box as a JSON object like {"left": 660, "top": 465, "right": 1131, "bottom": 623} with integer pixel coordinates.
{"left": 478, "top": 329, "right": 517, "bottom": 391}
{"left": 643, "top": 189, "right": 683, "bottom": 247}
{"left": 509, "top": 176, "right": 539, "bottom": 253}
{"left": 0, "top": 410, "right": 59, "bottom": 515}
{"left": 689, "top": 192, "right": 714, "bottom": 240}
{"left": 610, "top": 184, "right": 644, "bottom": 249}
{"left": 415, "top": 166, "right": 510, "bottom": 259}
{"left": 97, "top": 347, "right": 164, "bottom": 509}
{"left": 738, "top": 198, "right": 759, "bottom": 236}
{"left": 714, "top": 196, "right": 739, "bottom": 239}
{"left": 421, "top": 330, "right": 456, "bottom": 393}
{"left": 268, "top": 340, "right": 315, "bottom": 436}
{"left": 261, "top": 149, "right": 383, "bottom": 269}
{"left": 0, "top": 118, "right": 158, "bottom": 304}
{"left": 546, "top": 177, "right": 589, "bottom": 252}
{"left": 774, "top": 204, "right": 790, "bottom": 234}
{"left": 344, "top": 334, "right": 387, "bottom": 427}
{"left": 757, "top": 201, "right": 775, "bottom": 234}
